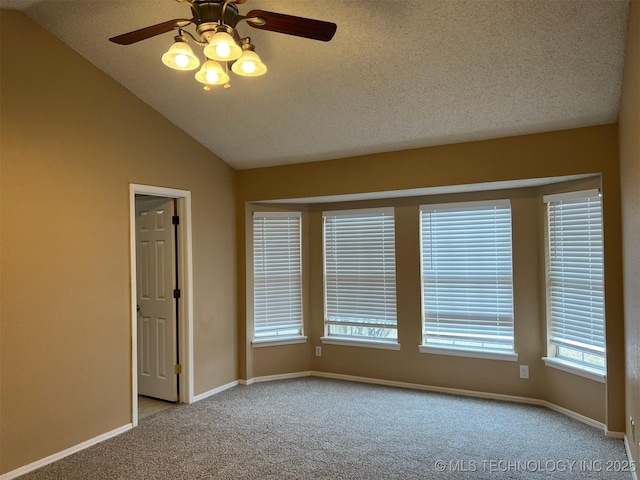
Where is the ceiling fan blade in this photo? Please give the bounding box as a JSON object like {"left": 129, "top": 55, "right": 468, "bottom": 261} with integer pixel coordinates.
{"left": 109, "top": 19, "right": 192, "bottom": 45}
{"left": 245, "top": 10, "right": 336, "bottom": 42}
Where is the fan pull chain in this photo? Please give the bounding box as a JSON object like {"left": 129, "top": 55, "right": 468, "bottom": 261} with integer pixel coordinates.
{"left": 224, "top": 62, "right": 231, "bottom": 89}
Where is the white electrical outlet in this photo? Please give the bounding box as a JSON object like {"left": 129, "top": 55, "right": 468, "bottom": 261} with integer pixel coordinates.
{"left": 316, "top": 346, "right": 322, "bottom": 357}
{"left": 519, "top": 365, "right": 529, "bottom": 379}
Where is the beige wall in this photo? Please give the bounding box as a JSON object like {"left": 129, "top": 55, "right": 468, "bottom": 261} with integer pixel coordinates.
{"left": 244, "top": 204, "right": 312, "bottom": 378}
{"left": 238, "top": 125, "right": 625, "bottom": 432}
{"left": 621, "top": 0, "right": 640, "bottom": 466}
{"left": 0, "top": 10, "right": 237, "bottom": 474}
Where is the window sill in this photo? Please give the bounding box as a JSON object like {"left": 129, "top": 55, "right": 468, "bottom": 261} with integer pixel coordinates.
{"left": 321, "top": 337, "right": 401, "bottom": 351}
{"left": 419, "top": 345, "right": 518, "bottom": 362}
{"left": 542, "top": 357, "right": 605, "bottom": 383}
{"left": 252, "top": 336, "right": 308, "bottom": 348}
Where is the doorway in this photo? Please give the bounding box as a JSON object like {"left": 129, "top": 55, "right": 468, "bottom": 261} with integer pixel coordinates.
{"left": 135, "top": 195, "right": 179, "bottom": 403}
{"left": 129, "top": 184, "right": 194, "bottom": 426}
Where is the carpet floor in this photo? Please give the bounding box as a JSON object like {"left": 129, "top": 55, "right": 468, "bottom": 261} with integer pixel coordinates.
{"left": 20, "top": 377, "right": 634, "bottom": 479}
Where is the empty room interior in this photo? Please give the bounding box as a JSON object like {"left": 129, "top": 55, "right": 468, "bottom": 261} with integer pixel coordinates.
{"left": 1, "top": 0, "right": 639, "bottom": 478}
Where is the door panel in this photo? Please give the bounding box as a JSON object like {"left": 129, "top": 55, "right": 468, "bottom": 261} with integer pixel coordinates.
{"left": 140, "top": 315, "right": 151, "bottom": 376}
{"left": 135, "top": 197, "right": 178, "bottom": 402}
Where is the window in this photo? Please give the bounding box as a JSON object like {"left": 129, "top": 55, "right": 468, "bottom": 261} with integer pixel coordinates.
{"left": 420, "top": 200, "right": 515, "bottom": 359}
{"left": 252, "top": 212, "right": 304, "bottom": 343}
{"left": 543, "top": 190, "right": 605, "bottom": 377}
{"left": 323, "top": 208, "right": 398, "bottom": 346}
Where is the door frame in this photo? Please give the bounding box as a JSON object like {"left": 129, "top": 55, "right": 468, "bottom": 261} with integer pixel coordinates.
{"left": 129, "top": 184, "right": 194, "bottom": 426}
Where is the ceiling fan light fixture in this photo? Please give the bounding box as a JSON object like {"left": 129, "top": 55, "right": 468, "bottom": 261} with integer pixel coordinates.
{"left": 203, "top": 26, "right": 242, "bottom": 61}
{"left": 111, "top": 3, "right": 336, "bottom": 90}
{"left": 195, "top": 59, "right": 229, "bottom": 87}
{"left": 231, "top": 44, "right": 267, "bottom": 77}
{"left": 161, "top": 36, "right": 200, "bottom": 71}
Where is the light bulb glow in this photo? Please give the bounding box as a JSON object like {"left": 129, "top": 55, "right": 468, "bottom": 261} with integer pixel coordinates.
{"left": 215, "top": 42, "right": 231, "bottom": 59}
{"left": 203, "top": 30, "right": 242, "bottom": 61}
{"left": 241, "top": 61, "right": 256, "bottom": 74}
{"left": 162, "top": 40, "right": 200, "bottom": 71}
{"left": 195, "top": 60, "right": 229, "bottom": 86}
{"left": 174, "top": 54, "right": 189, "bottom": 68}
{"left": 205, "top": 69, "right": 220, "bottom": 84}
{"left": 231, "top": 48, "right": 267, "bottom": 77}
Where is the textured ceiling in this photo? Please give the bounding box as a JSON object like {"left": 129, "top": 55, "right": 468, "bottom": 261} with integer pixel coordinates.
{"left": 1, "top": 0, "right": 630, "bottom": 170}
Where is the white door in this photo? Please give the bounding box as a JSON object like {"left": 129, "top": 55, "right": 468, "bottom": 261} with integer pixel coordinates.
{"left": 135, "top": 197, "right": 178, "bottom": 402}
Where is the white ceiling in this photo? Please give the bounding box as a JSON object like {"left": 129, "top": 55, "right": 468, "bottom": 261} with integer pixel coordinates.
{"left": 2, "top": 0, "right": 630, "bottom": 170}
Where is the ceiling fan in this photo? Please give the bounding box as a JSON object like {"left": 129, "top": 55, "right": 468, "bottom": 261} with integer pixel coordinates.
{"left": 109, "top": 0, "right": 337, "bottom": 89}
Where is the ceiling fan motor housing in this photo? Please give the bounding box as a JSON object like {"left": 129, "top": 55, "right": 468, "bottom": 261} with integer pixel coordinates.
{"left": 191, "top": 1, "right": 241, "bottom": 43}
{"left": 193, "top": 1, "right": 240, "bottom": 27}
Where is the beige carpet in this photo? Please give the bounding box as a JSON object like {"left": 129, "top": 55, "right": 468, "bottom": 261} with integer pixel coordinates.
{"left": 21, "top": 378, "right": 633, "bottom": 479}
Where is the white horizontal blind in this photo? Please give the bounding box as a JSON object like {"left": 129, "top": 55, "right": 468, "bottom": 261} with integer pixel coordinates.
{"left": 545, "top": 190, "right": 605, "bottom": 371}
{"left": 253, "top": 212, "right": 303, "bottom": 339}
{"left": 323, "top": 208, "right": 397, "bottom": 341}
{"left": 420, "top": 200, "right": 514, "bottom": 353}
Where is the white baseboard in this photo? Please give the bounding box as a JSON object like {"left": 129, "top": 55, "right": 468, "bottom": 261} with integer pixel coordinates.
{"left": 3, "top": 380, "right": 240, "bottom": 479}
{"left": 192, "top": 380, "right": 239, "bottom": 402}
{"left": 0, "top": 424, "right": 132, "bottom": 480}
{"left": 239, "top": 371, "right": 313, "bottom": 386}
{"left": 3, "top": 372, "right": 624, "bottom": 478}
{"left": 624, "top": 436, "right": 639, "bottom": 480}
{"left": 250, "top": 371, "right": 312, "bottom": 384}
{"left": 310, "top": 371, "right": 614, "bottom": 435}
{"left": 540, "top": 399, "right": 608, "bottom": 433}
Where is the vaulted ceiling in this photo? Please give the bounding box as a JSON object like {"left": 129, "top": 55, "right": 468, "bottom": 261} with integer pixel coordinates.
{"left": 1, "top": 0, "right": 631, "bottom": 170}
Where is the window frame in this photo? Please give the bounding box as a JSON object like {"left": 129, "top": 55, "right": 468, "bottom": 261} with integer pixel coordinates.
{"left": 542, "top": 189, "right": 606, "bottom": 382}
{"left": 418, "top": 199, "right": 517, "bottom": 361}
{"left": 321, "top": 207, "right": 399, "bottom": 349}
{"left": 251, "top": 211, "right": 306, "bottom": 347}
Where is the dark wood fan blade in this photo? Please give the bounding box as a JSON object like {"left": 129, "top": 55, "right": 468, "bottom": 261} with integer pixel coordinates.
{"left": 246, "top": 10, "right": 336, "bottom": 42}
{"left": 109, "top": 19, "right": 192, "bottom": 45}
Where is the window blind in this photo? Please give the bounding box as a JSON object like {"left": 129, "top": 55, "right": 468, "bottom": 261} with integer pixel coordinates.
{"left": 323, "top": 208, "right": 397, "bottom": 342}
{"left": 253, "top": 212, "right": 303, "bottom": 339}
{"left": 544, "top": 190, "right": 605, "bottom": 371}
{"left": 420, "top": 200, "right": 515, "bottom": 353}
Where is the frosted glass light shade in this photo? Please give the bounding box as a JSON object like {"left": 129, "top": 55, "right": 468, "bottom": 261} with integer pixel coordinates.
{"left": 162, "top": 40, "right": 200, "bottom": 71}
{"left": 203, "top": 31, "right": 242, "bottom": 61}
{"left": 195, "top": 60, "right": 229, "bottom": 86}
{"left": 231, "top": 49, "right": 267, "bottom": 77}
